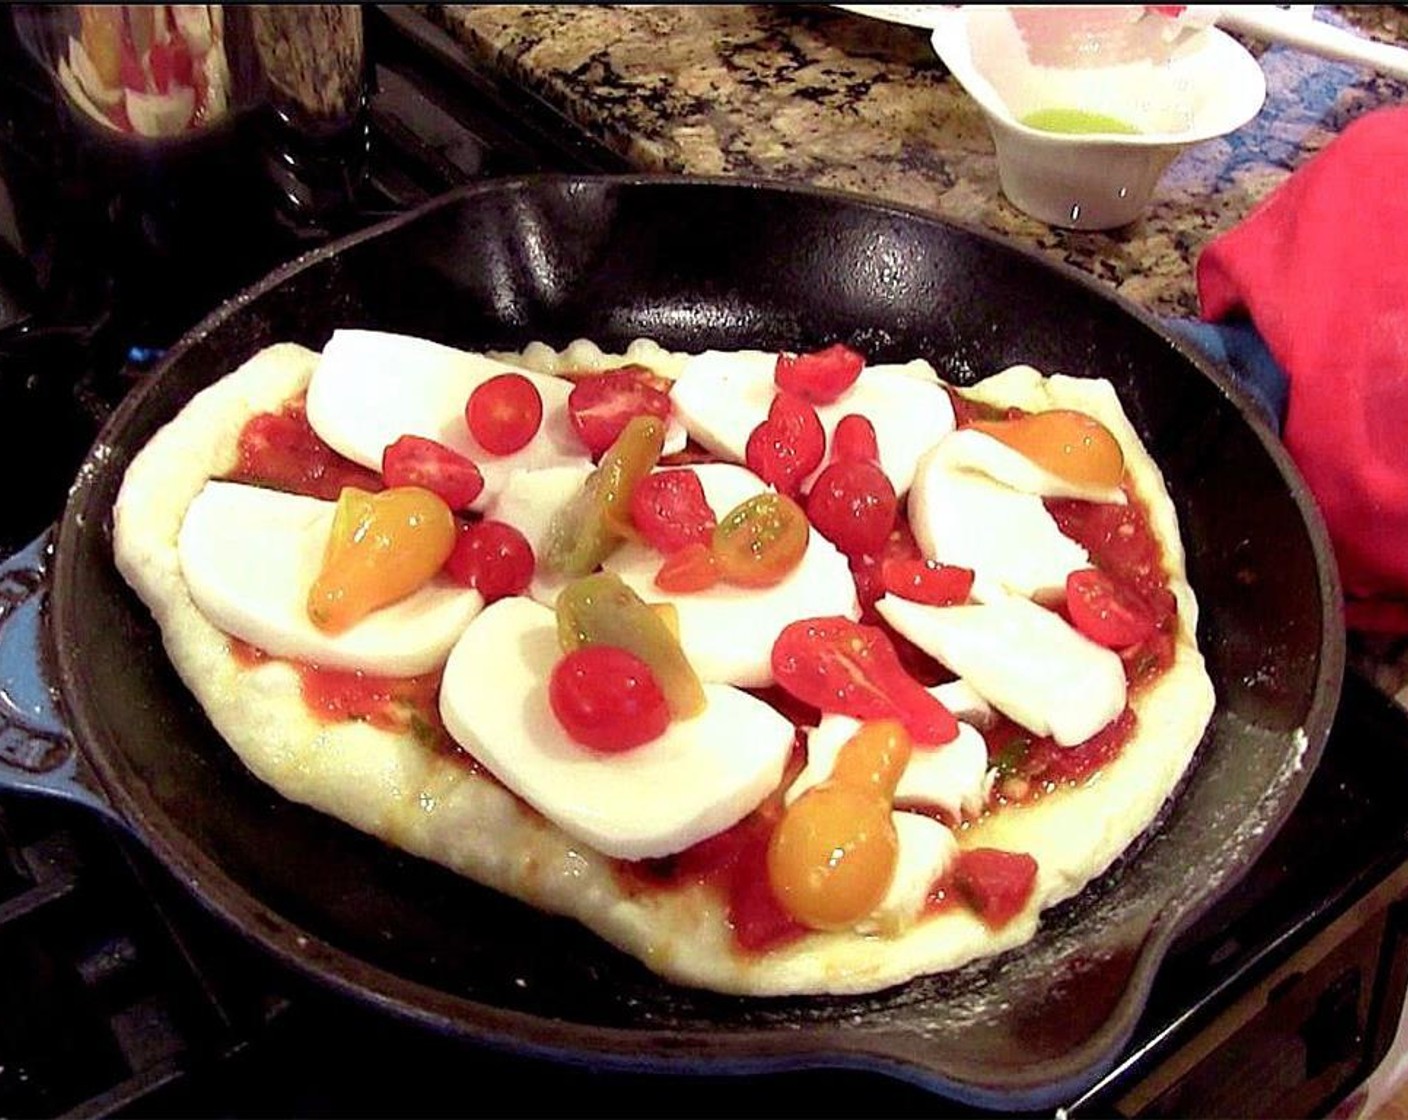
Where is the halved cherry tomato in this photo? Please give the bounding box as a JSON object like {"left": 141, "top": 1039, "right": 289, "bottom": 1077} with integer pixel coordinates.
{"left": 805, "top": 459, "right": 897, "bottom": 560}
{"left": 774, "top": 343, "right": 865, "bottom": 405}
{"left": 849, "top": 521, "right": 924, "bottom": 618}
{"left": 119, "top": 39, "right": 147, "bottom": 92}
{"left": 548, "top": 645, "right": 670, "bottom": 753}
{"left": 744, "top": 392, "right": 825, "bottom": 498}
{"left": 630, "top": 469, "right": 716, "bottom": 553}
{"left": 466, "top": 373, "right": 543, "bottom": 455}
{"left": 712, "top": 492, "right": 810, "bottom": 589}
{"left": 881, "top": 559, "right": 975, "bottom": 607}
{"left": 1065, "top": 568, "right": 1157, "bottom": 648}
{"left": 655, "top": 542, "right": 720, "bottom": 593}
{"left": 444, "top": 519, "right": 534, "bottom": 602}
{"left": 149, "top": 37, "right": 194, "bottom": 93}
{"left": 831, "top": 413, "right": 880, "bottom": 464}
{"left": 771, "top": 617, "right": 958, "bottom": 744}
{"left": 567, "top": 371, "right": 673, "bottom": 457}
{"left": 381, "top": 435, "right": 484, "bottom": 510}
{"left": 952, "top": 848, "right": 1038, "bottom": 930}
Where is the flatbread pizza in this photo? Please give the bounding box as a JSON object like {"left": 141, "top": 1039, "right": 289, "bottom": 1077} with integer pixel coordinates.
{"left": 112, "top": 329, "right": 1214, "bottom": 997}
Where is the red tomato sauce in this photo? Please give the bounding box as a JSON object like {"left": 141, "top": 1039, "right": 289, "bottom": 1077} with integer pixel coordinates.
{"left": 613, "top": 740, "right": 810, "bottom": 954}
{"left": 225, "top": 397, "right": 383, "bottom": 501}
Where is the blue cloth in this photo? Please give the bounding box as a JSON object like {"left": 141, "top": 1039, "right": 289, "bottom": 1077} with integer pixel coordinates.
{"left": 1159, "top": 317, "right": 1289, "bottom": 435}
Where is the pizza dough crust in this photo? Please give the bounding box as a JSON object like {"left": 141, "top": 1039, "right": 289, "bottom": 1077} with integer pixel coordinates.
{"left": 112, "top": 342, "right": 1215, "bottom": 997}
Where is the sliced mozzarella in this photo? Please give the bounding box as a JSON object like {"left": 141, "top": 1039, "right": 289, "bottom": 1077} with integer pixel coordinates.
{"left": 876, "top": 594, "right": 1127, "bottom": 747}
{"left": 305, "top": 329, "right": 597, "bottom": 511}
{"left": 126, "top": 86, "right": 195, "bottom": 138}
{"left": 930, "top": 679, "right": 995, "bottom": 730}
{"left": 439, "top": 596, "right": 795, "bottom": 860}
{"left": 933, "top": 427, "right": 1126, "bottom": 505}
{"left": 668, "top": 350, "right": 955, "bottom": 496}
{"left": 177, "top": 481, "right": 482, "bottom": 676}
{"left": 668, "top": 350, "right": 776, "bottom": 461}
{"left": 908, "top": 436, "right": 1089, "bottom": 600}
{"left": 858, "top": 812, "right": 960, "bottom": 936}
{"left": 789, "top": 715, "right": 991, "bottom": 820}
{"left": 485, "top": 463, "right": 595, "bottom": 608}
{"left": 603, "top": 462, "right": 859, "bottom": 687}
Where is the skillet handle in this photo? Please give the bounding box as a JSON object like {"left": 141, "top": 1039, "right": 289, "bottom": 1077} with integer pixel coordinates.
{"left": 0, "top": 528, "right": 125, "bottom": 827}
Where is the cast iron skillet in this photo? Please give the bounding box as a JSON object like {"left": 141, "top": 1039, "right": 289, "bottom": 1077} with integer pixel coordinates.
{"left": 2, "top": 176, "right": 1344, "bottom": 1111}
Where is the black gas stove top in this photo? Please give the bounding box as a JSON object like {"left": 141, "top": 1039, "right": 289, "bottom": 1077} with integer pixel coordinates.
{"left": 1, "top": 8, "right": 1406, "bottom": 1117}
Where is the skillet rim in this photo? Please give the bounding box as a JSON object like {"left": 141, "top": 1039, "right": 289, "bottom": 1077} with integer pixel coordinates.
{"left": 46, "top": 172, "right": 1346, "bottom": 1109}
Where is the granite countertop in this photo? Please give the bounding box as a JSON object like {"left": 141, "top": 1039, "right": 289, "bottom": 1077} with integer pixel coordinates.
{"left": 424, "top": 3, "right": 1408, "bottom": 319}
{"left": 423, "top": 3, "right": 1408, "bottom": 703}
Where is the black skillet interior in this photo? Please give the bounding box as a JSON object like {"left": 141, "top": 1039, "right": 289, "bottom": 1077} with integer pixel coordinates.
{"left": 48, "top": 176, "right": 1343, "bottom": 1109}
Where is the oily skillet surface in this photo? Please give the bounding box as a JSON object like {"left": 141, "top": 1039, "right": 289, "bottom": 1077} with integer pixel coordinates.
{"left": 50, "top": 176, "right": 1343, "bottom": 1110}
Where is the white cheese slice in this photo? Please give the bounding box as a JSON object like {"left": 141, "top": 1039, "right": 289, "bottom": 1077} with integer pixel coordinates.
{"left": 934, "top": 427, "right": 1126, "bottom": 505}
{"left": 858, "top": 812, "right": 959, "bottom": 936}
{"left": 305, "top": 330, "right": 684, "bottom": 510}
{"left": 788, "top": 715, "right": 991, "bottom": 820}
{"left": 908, "top": 435, "right": 1089, "bottom": 600}
{"left": 930, "top": 679, "right": 995, "bottom": 730}
{"left": 668, "top": 350, "right": 955, "bottom": 497}
{"left": 602, "top": 462, "right": 860, "bottom": 687}
{"left": 177, "top": 481, "right": 482, "bottom": 676}
{"left": 876, "top": 594, "right": 1127, "bottom": 747}
{"left": 126, "top": 86, "right": 195, "bottom": 138}
{"left": 485, "top": 463, "right": 595, "bottom": 609}
{"left": 438, "top": 596, "right": 795, "bottom": 860}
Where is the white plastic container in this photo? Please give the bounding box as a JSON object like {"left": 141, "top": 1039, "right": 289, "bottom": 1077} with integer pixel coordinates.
{"left": 931, "top": 6, "right": 1267, "bottom": 230}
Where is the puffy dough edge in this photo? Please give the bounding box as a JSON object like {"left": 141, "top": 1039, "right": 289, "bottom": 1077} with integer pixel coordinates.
{"left": 110, "top": 346, "right": 1214, "bottom": 998}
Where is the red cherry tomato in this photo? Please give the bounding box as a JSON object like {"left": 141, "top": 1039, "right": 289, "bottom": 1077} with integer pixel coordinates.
{"left": 548, "top": 645, "right": 671, "bottom": 753}
{"left": 381, "top": 435, "right": 484, "bottom": 510}
{"left": 774, "top": 343, "right": 865, "bottom": 405}
{"left": 567, "top": 371, "right": 673, "bottom": 457}
{"left": 805, "top": 459, "right": 897, "bottom": 560}
{"left": 881, "top": 559, "right": 974, "bottom": 607}
{"left": 952, "top": 848, "right": 1039, "bottom": 929}
{"left": 771, "top": 617, "right": 958, "bottom": 745}
{"left": 1065, "top": 568, "right": 1157, "bottom": 649}
{"left": 630, "top": 469, "right": 716, "bottom": 553}
{"left": 831, "top": 413, "right": 879, "bottom": 464}
{"left": 744, "top": 392, "right": 825, "bottom": 498}
{"left": 654, "top": 542, "right": 720, "bottom": 593}
{"left": 849, "top": 521, "right": 923, "bottom": 617}
{"left": 149, "top": 38, "right": 194, "bottom": 93}
{"left": 119, "top": 40, "right": 147, "bottom": 92}
{"left": 444, "top": 519, "right": 535, "bottom": 602}
{"left": 466, "top": 373, "right": 543, "bottom": 455}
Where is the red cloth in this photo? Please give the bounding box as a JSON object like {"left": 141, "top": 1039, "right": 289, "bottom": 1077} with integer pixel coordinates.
{"left": 1198, "top": 105, "right": 1408, "bottom": 634}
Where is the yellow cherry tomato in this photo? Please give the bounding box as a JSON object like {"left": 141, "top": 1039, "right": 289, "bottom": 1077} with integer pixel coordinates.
{"left": 766, "top": 782, "right": 899, "bottom": 931}
{"left": 766, "top": 720, "right": 913, "bottom": 931}
{"left": 307, "top": 486, "right": 456, "bottom": 634}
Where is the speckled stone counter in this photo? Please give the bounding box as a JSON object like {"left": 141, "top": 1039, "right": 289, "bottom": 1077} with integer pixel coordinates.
{"left": 423, "top": 4, "right": 1408, "bottom": 319}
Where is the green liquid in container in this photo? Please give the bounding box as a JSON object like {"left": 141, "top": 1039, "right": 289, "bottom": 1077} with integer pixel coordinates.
{"left": 1020, "top": 108, "right": 1140, "bottom": 135}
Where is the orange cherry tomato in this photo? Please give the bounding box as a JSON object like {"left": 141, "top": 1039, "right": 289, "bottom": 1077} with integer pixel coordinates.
{"left": 307, "top": 486, "right": 456, "bottom": 634}
{"left": 969, "top": 409, "right": 1124, "bottom": 489}
{"left": 711, "top": 492, "right": 809, "bottom": 588}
